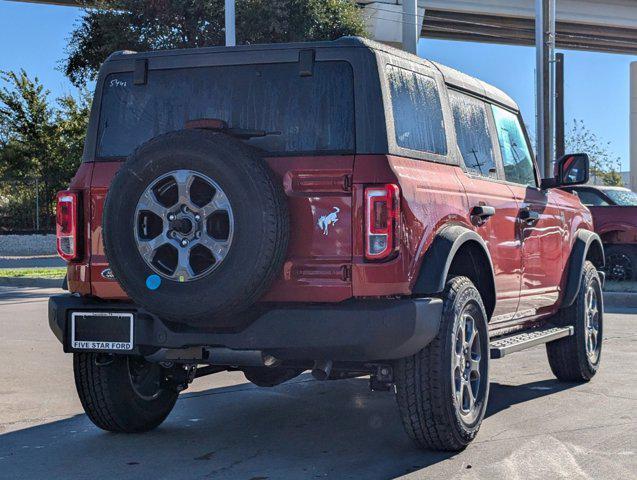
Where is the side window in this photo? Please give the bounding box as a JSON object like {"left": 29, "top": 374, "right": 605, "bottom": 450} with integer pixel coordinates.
{"left": 386, "top": 65, "right": 447, "bottom": 155}
{"left": 575, "top": 190, "right": 609, "bottom": 207}
{"left": 448, "top": 90, "right": 497, "bottom": 178}
{"left": 491, "top": 105, "right": 537, "bottom": 187}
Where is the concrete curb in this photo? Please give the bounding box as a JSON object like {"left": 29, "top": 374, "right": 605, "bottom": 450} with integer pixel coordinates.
{"left": 603, "top": 291, "right": 637, "bottom": 309}
{"left": 0, "top": 277, "right": 64, "bottom": 288}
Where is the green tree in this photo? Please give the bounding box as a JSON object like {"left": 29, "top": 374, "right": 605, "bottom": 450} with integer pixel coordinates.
{"left": 0, "top": 70, "right": 53, "bottom": 182}
{"left": 0, "top": 70, "right": 90, "bottom": 229}
{"left": 64, "top": 0, "right": 367, "bottom": 86}
{"left": 565, "top": 119, "right": 624, "bottom": 186}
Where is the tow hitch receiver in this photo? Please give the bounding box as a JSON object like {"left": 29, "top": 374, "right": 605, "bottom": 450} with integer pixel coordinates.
{"left": 370, "top": 365, "right": 394, "bottom": 391}
{"left": 163, "top": 364, "right": 197, "bottom": 392}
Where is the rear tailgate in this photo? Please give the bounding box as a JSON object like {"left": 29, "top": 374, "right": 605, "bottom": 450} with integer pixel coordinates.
{"left": 88, "top": 157, "right": 354, "bottom": 302}
{"left": 261, "top": 155, "right": 354, "bottom": 302}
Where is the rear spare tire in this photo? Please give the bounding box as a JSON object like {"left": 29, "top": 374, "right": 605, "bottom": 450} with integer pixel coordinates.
{"left": 103, "top": 129, "right": 289, "bottom": 327}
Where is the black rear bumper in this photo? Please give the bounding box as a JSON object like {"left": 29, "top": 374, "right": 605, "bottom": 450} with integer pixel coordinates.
{"left": 48, "top": 295, "right": 443, "bottom": 362}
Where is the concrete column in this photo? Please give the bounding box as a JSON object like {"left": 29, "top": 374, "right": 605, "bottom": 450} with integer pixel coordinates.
{"left": 631, "top": 62, "right": 637, "bottom": 192}
{"left": 360, "top": 2, "right": 425, "bottom": 50}
{"left": 535, "top": 0, "right": 556, "bottom": 178}
{"left": 402, "top": 0, "right": 419, "bottom": 54}
{"left": 225, "top": 0, "right": 236, "bottom": 47}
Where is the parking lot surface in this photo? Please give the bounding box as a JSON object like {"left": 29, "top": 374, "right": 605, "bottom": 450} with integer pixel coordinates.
{"left": 1, "top": 286, "right": 635, "bottom": 479}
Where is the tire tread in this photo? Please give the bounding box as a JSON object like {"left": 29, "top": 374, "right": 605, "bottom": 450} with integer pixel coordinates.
{"left": 546, "top": 261, "right": 601, "bottom": 382}
{"left": 395, "top": 276, "right": 488, "bottom": 451}
{"left": 74, "top": 353, "right": 177, "bottom": 432}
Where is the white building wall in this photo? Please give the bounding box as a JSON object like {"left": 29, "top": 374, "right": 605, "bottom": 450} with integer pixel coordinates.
{"left": 631, "top": 62, "right": 637, "bottom": 192}
{"left": 360, "top": 2, "right": 425, "bottom": 47}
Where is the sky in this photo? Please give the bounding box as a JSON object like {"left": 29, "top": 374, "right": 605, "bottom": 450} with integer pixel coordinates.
{"left": 0, "top": 1, "right": 635, "bottom": 170}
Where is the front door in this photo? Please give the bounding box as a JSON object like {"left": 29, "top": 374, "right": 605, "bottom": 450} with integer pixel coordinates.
{"left": 491, "top": 105, "right": 565, "bottom": 315}
{"left": 510, "top": 185, "right": 565, "bottom": 312}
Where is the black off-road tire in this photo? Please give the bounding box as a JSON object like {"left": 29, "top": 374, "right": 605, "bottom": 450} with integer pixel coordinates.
{"left": 546, "top": 261, "right": 603, "bottom": 382}
{"left": 74, "top": 353, "right": 178, "bottom": 433}
{"left": 102, "top": 129, "right": 289, "bottom": 327}
{"left": 395, "top": 276, "right": 490, "bottom": 451}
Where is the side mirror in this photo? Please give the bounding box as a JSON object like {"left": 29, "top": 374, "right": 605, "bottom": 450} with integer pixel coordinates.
{"left": 541, "top": 153, "right": 590, "bottom": 189}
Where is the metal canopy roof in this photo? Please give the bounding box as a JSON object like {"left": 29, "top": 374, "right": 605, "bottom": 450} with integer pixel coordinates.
{"left": 359, "top": 0, "right": 637, "bottom": 55}
{"left": 421, "top": 9, "right": 637, "bottom": 55}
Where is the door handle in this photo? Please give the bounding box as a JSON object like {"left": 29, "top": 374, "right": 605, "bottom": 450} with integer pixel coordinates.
{"left": 519, "top": 208, "right": 540, "bottom": 224}
{"left": 471, "top": 205, "right": 496, "bottom": 220}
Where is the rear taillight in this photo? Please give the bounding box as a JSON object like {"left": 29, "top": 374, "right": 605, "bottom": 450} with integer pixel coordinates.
{"left": 56, "top": 191, "right": 78, "bottom": 261}
{"left": 364, "top": 184, "right": 400, "bottom": 261}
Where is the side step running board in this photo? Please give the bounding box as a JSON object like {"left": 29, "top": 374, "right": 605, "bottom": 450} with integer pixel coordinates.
{"left": 489, "top": 325, "right": 573, "bottom": 359}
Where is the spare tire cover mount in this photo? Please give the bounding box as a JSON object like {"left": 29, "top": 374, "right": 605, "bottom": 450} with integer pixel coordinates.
{"left": 102, "top": 129, "right": 289, "bottom": 328}
{"left": 134, "top": 169, "right": 234, "bottom": 282}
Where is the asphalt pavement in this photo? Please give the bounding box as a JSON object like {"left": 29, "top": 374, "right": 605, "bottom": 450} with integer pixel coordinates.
{"left": 0, "top": 286, "right": 635, "bottom": 479}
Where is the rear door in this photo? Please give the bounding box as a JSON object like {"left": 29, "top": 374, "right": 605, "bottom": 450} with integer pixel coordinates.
{"left": 491, "top": 105, "right": 565, "bottom": 313}
{"left": 448, "top": 90, "right": 522, "bottom": 319}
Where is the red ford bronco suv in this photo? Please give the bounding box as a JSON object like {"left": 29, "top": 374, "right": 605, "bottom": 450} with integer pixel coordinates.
{"left": 50, "top": 37, "right": 605, "bottom": 451}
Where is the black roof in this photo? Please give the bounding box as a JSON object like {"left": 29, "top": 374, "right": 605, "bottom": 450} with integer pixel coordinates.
{"left": 105, "top": 36, "right": 518, "bottom": 110}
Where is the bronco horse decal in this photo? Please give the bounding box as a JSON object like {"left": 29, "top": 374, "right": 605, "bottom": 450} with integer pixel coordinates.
{"left": 317, "top": 207, "right": 340, "bottom": 235}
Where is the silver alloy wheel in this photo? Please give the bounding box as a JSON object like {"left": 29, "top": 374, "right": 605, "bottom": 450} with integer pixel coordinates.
{"left": 584, "top": 285, "right": 601, "bottom": 363}
{"left": 452, "top": 310, "right": 483, "bottom": 422}
{"left": 134, "top": 169, "right": 234, "bottom": 282}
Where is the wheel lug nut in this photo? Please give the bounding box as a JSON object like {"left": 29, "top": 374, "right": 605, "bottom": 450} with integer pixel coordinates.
{"left": 168, "top": 214, "right": 175, "bottom": 221}
{"left": 181, "top": 239, "right": 188, "bottom": 247}
{"left": 194, "top": 214, "right": 201, "bottom": 221}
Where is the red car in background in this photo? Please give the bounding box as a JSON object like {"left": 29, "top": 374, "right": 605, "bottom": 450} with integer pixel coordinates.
{"left": 563, "top": 185, "right": 637, "bottom": 281}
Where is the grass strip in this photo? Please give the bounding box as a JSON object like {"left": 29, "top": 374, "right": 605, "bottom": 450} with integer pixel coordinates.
{"left": 0, "top": 267, "right": 67, "bottom": 279}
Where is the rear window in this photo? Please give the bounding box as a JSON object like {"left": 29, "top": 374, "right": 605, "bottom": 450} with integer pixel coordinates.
{"left": 386, "top": 64, "right": 447, "bottom": 155}
{"left": 96, "top": 61, "right": 355, "bottom": 158}
{"left": 448, "top": 90, "right": 497, "bottom": 178}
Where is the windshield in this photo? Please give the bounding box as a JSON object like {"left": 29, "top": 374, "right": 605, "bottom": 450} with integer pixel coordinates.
{"left": 605, "top": 189, "right": 637, "bottom": 206}
{"left": 96, "top": 61, "right": 355, "bottom": 158}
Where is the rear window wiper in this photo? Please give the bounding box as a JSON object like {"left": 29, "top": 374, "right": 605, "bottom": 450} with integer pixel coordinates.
{"left": 185, "top": 118, "right": 281, "bottom": 139}
{"left": 226, "top": 127, "right": 281, "bottom": 139}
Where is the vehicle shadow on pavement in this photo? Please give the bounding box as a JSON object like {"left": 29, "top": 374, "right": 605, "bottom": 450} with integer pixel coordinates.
{"left": 0, "top": 287, "right": 61, "bottom": 305}
{"left": 486, "top": 379, "right": 578, "bottom": 417}
{"left": 0, "top": 376, "right": 578, "bottom": 480}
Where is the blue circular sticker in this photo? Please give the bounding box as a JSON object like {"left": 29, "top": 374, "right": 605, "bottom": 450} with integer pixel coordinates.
{"left": 146, "top": 274, "right": 161, "bottom": 291}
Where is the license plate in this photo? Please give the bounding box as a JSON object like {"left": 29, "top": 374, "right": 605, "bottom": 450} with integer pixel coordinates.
{"left": 71, "top": 312, "right": 134, "bottom": 351}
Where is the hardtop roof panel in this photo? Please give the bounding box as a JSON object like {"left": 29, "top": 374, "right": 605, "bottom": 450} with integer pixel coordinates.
{"left": 432, "top": 62, "right": 518, "bottom": 111}
{"left": 105, "top": 36, "right": 518, "bottom": 112}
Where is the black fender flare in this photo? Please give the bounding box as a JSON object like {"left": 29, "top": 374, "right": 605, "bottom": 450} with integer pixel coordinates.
{"left": 562, "top": 229, "right": 605, "bottom": 308}
{"left": 412, "top": 225, "right": 496, "bottom": 315}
